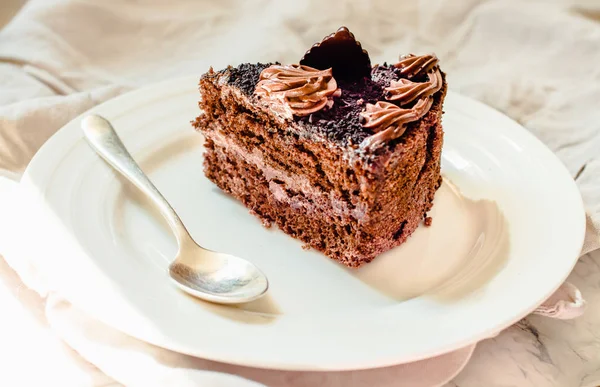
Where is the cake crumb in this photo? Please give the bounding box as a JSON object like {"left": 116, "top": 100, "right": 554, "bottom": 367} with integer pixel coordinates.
{"left": 302, "top": 244, "right": 311, "bottom": 250}
{"left": 424, "top": 216, "right": 433, "bottom": 226}
{"left": 251, "top": 210, "right": 272, "bottom": 228}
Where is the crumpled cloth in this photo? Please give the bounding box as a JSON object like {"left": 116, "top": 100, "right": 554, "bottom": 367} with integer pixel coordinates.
{"left": 0, "top": 0, "right": 599, "bottom": 386}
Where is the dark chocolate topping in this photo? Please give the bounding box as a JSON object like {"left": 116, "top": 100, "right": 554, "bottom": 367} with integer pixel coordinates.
{"left": 227, "top": 62, "right": 273, "bottom": 96}
{"left": 295, "top": 65, "right": 398, "bottom": 145}
{"left": 216, "top": 62, "right": 443, "bottom": 149}
{"left": 300, "top": 27, "right": 371, "bottom": 82}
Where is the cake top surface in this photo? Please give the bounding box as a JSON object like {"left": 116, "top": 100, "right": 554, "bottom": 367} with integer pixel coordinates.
{"left": 213, "top": 27, "right": 444, "bottom": 150}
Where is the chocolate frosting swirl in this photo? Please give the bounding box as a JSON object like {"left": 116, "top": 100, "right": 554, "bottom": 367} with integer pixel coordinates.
{"left": 394, "top": 54, "right": 439, "bottom": 79}
{"left": 254, "top": 64, "right": 340, "bottom": 116}
{"left": 359, "top": 98, "right": 433, "bottom": 147}
{"left": 385, "top": 69, "right": 442, "bottom": 105}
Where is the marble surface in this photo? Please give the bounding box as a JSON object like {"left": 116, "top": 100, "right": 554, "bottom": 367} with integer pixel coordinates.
{"left": 448, "top": 249, "right": 600, "bottom": 387}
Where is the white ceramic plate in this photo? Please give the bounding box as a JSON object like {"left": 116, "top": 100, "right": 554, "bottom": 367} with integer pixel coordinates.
{"left": 22, "top": 76, "right": 585, "bottom": 371}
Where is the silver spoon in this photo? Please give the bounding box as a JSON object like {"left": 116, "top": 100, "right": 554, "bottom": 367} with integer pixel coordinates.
{"left": 81, "top": 114, "right": 268, "bottom": 304}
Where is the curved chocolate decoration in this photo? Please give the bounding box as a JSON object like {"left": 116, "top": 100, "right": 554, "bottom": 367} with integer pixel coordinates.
{"left": 385, "top": 69, "right": 442, "bottom": 105}
{"left": 394, "top": 54, "right": 439, "bottom": 79}
{"left": 254, "top": 64, "right": 341, "bottom": 117}
{"left": 360, "top": 98, "right": 433, "bottom": 148}
{"left": 300, "top": 26, "right": 371, "bottom": 81}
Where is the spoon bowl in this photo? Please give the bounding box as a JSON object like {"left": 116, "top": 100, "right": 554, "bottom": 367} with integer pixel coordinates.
{"left": 81, "top": 114, "right": 269, "bottom": 304}
{"left": 169, "top": 248, "right": 269, "bottom": 304}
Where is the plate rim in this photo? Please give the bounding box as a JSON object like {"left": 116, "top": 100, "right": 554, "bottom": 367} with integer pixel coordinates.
{"left": 20, "top": 75, "right": 587, "bottom": 371}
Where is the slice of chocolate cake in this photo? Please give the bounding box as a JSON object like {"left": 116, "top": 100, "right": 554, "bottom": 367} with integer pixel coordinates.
{"left": 193, "top": 27, "right": 447, "bottom": 267}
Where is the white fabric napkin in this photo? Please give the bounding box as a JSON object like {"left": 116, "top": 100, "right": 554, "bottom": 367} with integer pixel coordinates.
{"left": 1, "top": 0, "right": 599, "bottom": 386}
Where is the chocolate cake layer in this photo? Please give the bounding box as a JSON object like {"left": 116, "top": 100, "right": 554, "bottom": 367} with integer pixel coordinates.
{"left": 194, "top": 62, "right": 446, "bottom": 267}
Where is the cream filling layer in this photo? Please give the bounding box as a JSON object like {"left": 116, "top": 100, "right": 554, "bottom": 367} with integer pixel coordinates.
{"left": 208, "top": 129, "right": 368, "bottom": 221}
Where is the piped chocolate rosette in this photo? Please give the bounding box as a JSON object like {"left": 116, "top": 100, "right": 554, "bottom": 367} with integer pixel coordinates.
{"left": 254, "top": 64, "right": 341, "bottom": 117}
{"left": 360, "top": 54, "right": 442, "bottom": 148}
{"left": 359, "top": 98, "right": 434, "bottom": 145}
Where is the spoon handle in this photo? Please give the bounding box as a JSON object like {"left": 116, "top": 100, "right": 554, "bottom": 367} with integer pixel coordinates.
{"left": 81, "top": 115, "right": 193, "bottom": 247}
